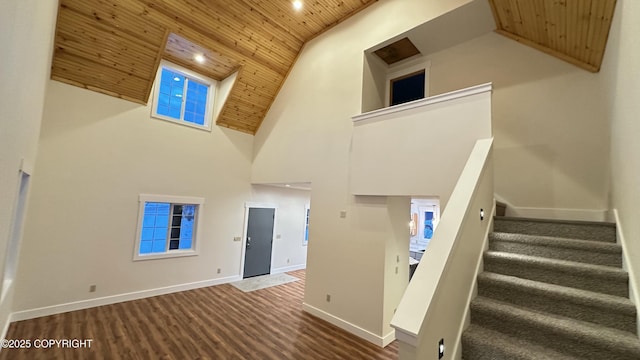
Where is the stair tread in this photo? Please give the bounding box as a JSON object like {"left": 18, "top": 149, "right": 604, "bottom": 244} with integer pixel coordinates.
{"left": 495, "top": 216, "right": 616, "bottom": 227}
{"left": 478, "top": 272, "right": 636, "bottom": 314}
{"left": 472, "top": 297, "right": 640, "bottom": 352}
{"left": 490, "top": 232, "right": 621, "bottom": 252}
{"left": 493, "top": 217, "right": 617, "bottom": 242}
{"left": 485, "top": 250, "right": 627, "bottom": 276}
{"left": 463, "top": 324, "right": 582, "bottom": 360}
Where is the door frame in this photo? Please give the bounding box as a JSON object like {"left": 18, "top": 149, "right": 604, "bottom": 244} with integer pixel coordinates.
{"left": 240, "top": 202, "right": 277, "bottom": 278}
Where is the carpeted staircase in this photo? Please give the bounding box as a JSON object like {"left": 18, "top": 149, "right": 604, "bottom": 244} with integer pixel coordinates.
{"left": 462, "top": 216, "right": 640, "bottom": 360}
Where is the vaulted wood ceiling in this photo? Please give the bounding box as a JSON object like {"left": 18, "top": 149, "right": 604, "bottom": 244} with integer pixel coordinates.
{"left": 52, "top": 0, "right": 617, "bottom": 134}
{"left": 488, "top": 0, "right": 616, "bottom": 72}
{"left": 52, "top": 0, "right": 377, "bottom": 134}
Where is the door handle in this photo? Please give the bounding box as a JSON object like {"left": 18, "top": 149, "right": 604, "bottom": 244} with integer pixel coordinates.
{"left": 247, "top": 236, "right": 251, "bottom": 247}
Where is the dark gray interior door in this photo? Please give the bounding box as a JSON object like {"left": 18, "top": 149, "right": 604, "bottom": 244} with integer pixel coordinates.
{"left": 243, "top": 207, "right": 275, "bottom": 278}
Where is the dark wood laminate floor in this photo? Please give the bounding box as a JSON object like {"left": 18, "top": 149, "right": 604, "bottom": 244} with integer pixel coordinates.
{"left": 1, "top": 270, "right": 398, "bottom": 359}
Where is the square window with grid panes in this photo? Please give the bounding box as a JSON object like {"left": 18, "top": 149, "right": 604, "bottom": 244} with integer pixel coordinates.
{"left": 152, "top": 61, "right": 216, "bottom": 130}
{"left": 135, "top": 195, "right": 203, "bottom": 260}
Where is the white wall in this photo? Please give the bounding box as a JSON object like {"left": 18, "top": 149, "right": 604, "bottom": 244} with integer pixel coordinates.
{"left": 250, "top": 185, "right": 310, "bottom": 272}
{"left": 350, "top": 85, "right": 492, "bottom": 204}
{"left": 0, "top": 0, "right": 57, "bottom": 333}
{"left": 427, "top": 32, "right": 610, "bottom": 217}
{"left": 394, "top": 139, "right": 494, "bottom": 360}
{"left": 14, "top": 80, "right": 254, "bottom": 312}
{"left": 252, "top": 0, "right": 615, "bottom": 343}
{"left": 253, "top": 0, "right": 474, "bottom": 344}
{"left": 599, "top": 0, "right": 640, "bottom": 310}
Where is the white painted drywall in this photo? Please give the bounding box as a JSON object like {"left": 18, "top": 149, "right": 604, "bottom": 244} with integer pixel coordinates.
{"left": 13, "top": 81, "right": 254, "bottom": 311}
{"left": 382, "top": 196, "right": 411, "bottom": 342}
{"left": 599, "top": 0, "right": 640, "bottom": 313}
{"left": 427, "top": 32, "right": 610, "bottom": 214}
{"left": 350, "top": 85, "right": 492, "bottom": 204}
{"left": 393, "top": 139, "right": 494, "bottom": 359}
{"left": 213, "top": 71, "right": 238, "bottom": 123}
{"left": 0, "top": 0, "right": 57, "bottom": 334}
{"left": 252, "top": 0, "right": 474, "bottom": 343}
{"left": 250, "top": 185, "right": 310, "bottom": 271}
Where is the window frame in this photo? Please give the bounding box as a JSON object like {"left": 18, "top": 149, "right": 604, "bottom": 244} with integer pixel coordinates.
{"left": 151, "top": 60, "right": 217, "bottom": 132}
{"left": 133, "top": 194, "right": 205, "bottom": 261}
{"left": 384, "top": 57, "right": 431, "bottom": 107}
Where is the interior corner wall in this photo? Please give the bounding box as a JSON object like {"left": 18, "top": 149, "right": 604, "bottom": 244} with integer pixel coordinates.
{"left": 361, "top": 53, "right": 387, "bottom": 113}
{"left": 0, "top": 0, "right": 57, "bottom": 331}
{"left": 13, "top": 80, "right": 254, "bottom": 312}
{"left": 382, "top": 196, "right": 411, "bottom": 338}
{"left": 599, "top": 0, "right": 640, "bottom": 306}
{"left": 252, "top": 0, "right": 473, "bottom": 343}
{"left": 250, "top": 185, "right": 310, "bottom": 271}
{"left": 427, "top": 32, "right": 610, "bottom": 213}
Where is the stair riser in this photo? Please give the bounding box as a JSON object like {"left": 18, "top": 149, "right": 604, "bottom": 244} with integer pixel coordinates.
{"left": 470, "top": 305, "right": 639, "bottom": 360}
{"left": 493, "top": 220, "right": 616, "bottom": 242}
{"left": 461, "top": 337, "right": 532, "bottom": 360}
{"left": 477, "top": 279, "right": 637, "bottom": 333}
{"left": 490, "top": 241, "right": 622, "bottom": 267}
{"left": 484, "top": 256, "right": 629, "bottom": 297}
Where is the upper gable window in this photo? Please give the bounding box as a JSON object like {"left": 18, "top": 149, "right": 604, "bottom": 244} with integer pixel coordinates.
{"left": 151, "top": 61, "right": 216, "bottom": 131}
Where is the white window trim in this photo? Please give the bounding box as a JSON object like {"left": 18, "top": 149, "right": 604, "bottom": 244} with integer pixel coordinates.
{"left": 151, "top": 60, "right": 217, "bottom": 132}
{"left": 385, "top": 57, "right": 431, "bottom": 107}
{"left": 133, "top": 194, "right": 205, "bottom": 261}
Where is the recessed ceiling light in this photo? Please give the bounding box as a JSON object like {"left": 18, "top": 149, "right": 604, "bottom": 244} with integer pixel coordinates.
{"left": 293, "top": 0, "right": 303, "bottom": 10}
{"left": 285, "top": 184, "right": 291, "bottom": 187}
{"left": 194, "top": 54, "right": 205, "bottom": 63}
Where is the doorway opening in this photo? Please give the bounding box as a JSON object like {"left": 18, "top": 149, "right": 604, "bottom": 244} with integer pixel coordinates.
{"left": 2, "top": 169, "right": 31, "bottom": 303}
{"left": 242, "top": 204, "right": 276, "bottom": 279}
{"left": 409, "top": 197, "right": 440, "bottom": 280}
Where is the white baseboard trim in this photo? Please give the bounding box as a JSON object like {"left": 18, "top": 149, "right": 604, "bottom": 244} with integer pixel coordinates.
{"left": 303, "top": 303, "right": 392, "bottom": 347}
{"left": 381, "top": 330, "right": 396, "bottom": 347}
{"left": 613, "top": 209, "right": 640, "bottom": 338}
{"left": 271, "top": 263, "right": 306, "bottom": 274}
{"left": 11, "top": 275, "right": 241, "bottom": 322}
{"left": 505, "top": 206, "right": 609, "bottom": 222}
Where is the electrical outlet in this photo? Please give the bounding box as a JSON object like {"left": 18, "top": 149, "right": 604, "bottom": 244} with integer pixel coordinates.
{"left": 339, "top": 210, "right": 347, "bottom": 218}
{"left": 396, "top": 254, "right": 400, "bottom": 263}
{"left": 276, "top": 234, "right": 282, "bottom": 239}
{"left": 217, "top": 268, "right": 221, "bottom": 274}
{"left": 233, "top": 236, "right": 241, "bottom": 242}
{"left": 395, "top": 266, "right": 398, "bottom": 274}
{"left": 287, "top": 258, "right": 290, "bottom": 264}
{"left": 89, "top": 285, "right": 96, "bottom": 293}
{"left": 326, "top": 294, "right": 331, "bottom": 302}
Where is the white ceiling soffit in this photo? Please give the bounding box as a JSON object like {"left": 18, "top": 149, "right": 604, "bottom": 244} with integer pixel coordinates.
{"left": 259, "top": 183, "right": 312, "bottom": 191}
{"left": 368, "top": 0, "right": 495, "bottom": 57}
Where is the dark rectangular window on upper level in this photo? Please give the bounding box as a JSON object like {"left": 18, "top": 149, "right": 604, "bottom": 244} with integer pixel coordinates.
{"left": 390, "top": 70, "right": 425, "bottom": 106}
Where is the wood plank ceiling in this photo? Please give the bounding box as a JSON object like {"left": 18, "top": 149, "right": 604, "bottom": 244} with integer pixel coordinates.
{"left": 488, "top": 0, "right": 616, "bottom": 73}
{"left": 52, "top": 0, "right": 378, "bottom": 134}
